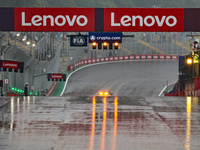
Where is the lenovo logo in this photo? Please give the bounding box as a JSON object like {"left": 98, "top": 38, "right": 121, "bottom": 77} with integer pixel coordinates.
{"left": 111, "top": 12, "right": 177, "bottom": 27}
{"left": 104, "top": 8, "right": 184, "bottom": 32}
{"left": 2, "top": 61, "right": 19, "bottom": 69}
{"left": 51, "top": 74, "right": 63, "bottom": 79}
{"left": 15, "top": 8, "right": 95, "bottom": 31}
{"left": 22, "top": 12, "right": 88, "bottom": 27}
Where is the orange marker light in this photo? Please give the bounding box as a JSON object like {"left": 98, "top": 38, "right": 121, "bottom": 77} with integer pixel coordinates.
{"left": 99, "top": 92, "right": 104, "bottom": 96}
{"left": 92, "top": 42, "right": 97, "bottom": 49}
{"left": 104, "top": 92, "right": 109, "bottom": 96}
{"left": 186, "top": 58, "right": 192, "bottom": 65}
{"left": 103, "top": 42, "right": 107, "bottom": 46}
{"left": 114, "top": 42, "right": 118, "bottom": 46}
{"left": 114, "top": 42, "right": 119, "bottom": 49}
{"left": 92, "top": 42, "right": 97, "bottom": 46}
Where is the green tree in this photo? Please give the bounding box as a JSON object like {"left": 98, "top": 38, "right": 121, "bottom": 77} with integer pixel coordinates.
{"left": 95, "top": 0, "right": 117, "bottom": 8}
{"left": 48, "top": 0, "right": 76, "bottom": 7}
{"left": 113, "top": 0, "right": 135, "bottom": 8}
{"left": 74, "top": 0, "right": 95, "bottom": 7}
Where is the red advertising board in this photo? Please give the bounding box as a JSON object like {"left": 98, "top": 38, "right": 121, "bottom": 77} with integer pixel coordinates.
{"left": 110, "top": 57, "right": 114, "bottom": 61}
{"left": 119, "top": 56, "right": 123, "bottom": 60}
{"left": 147, "top": 55, "right": 152, "bottom": 59}
{"left": 76, "top": 62, "right": 79, "bottom": 67}
{"left": 2, "top": 61, "right": 19, "bottom": 69}
{"left": 135, "top": 55, "right": 140, "bottom": 59}
{"left": 195, "top": 77, "right": 200, "bottom": 97}
{"left": 15, "top": 8, "right": 95, "bottom": 31}
{"left": 172, "top": 55, "right": 178, "bottom": 59}
{"left": 88, "top": 59, "right": 92, "bottom": 64}
{"left": 2, "top": 8, "right": 200, "bottom": 32}
{"left": 92, "top": 58, "right": 96, "bottom": 63}
{"left": 124, "top": 56, "right": 129, "bottom": 60}
{"left": 141, "top": 55, "right": 146, "bottom": 59}
{"left": 97, "top": 58, "right": 100, "bottom": 62}
{"left": 104, "top": 8, "right": 184, "bottom": 32}
{"left": 114, "top": 57, "right": 118, "bottom": 61}
{"left": 153, "top": 55, "right": 159, "bottom": 59}
{"left": 166, "top": 55, "right": 171, "bottom": 59}
{"left": 105, "top": 57, "right": 109, "bottom": 62}
{"left": 101, "top": 58, "right": 105, "bottom": 62}
{"left": 51, "top": 74, "right": 63, "bottom": 79}
{"left": 130, "top": 55, "right": 134, "bottom": 60}
{"left": 69, "top": 65, "right": 73, "bottom": 71}
{"left": 160, "top": 55, "right": 165, "bottom": 59}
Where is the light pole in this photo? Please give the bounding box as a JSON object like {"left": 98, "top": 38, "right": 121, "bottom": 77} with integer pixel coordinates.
{"left": 27, "top": 41, "right": 30, "bottom": 55}
{"left": 15, "top": 33, "right": 20, "bottom": 46}
{"left": 32, "top": 43, "right": 35, "bottom": 58}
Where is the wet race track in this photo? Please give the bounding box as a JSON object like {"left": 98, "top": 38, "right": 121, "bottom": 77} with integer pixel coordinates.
{"left": 0, "top": 60, "right": 200, "bottom": 150}
{"left": 63, "top": 60, "right": 179, "bottom": 96}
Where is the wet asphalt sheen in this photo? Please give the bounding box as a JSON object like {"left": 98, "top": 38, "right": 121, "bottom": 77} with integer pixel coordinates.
{"left": 0, "top": 96, "right": 199, "bottom": 150}
{"left": 64, "top": 61, "right": 179, "bottom": 97}
{"left": 0, "top": 61, "right": 200, "bottom": 150}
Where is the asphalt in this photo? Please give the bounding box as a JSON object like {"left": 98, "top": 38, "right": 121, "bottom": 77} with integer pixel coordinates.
{"left": 0, "top": 96, "right": 199, "bottom": 150}
{"left": 1, "top": 60, "right": 200, "bottom": 150}
{"left": 63, "top": 60, "right": 179, "bottom": 97}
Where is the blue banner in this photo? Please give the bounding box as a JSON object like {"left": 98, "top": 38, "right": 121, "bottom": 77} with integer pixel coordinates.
{"left": 89, "top": 32, "right": 122, "bottom": 43}
{"left": 179, "top": 56, "right": 185, "bottom": 73}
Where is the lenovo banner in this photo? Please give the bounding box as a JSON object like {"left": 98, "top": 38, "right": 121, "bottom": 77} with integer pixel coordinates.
{"left": 15, "top": 8, "right": 95, "bottom": 31}
{"left": 1, "top": 61, "right": 19, "bottom": 69}
{"left": 1, "top": 8, "right": 200, "bottom": 31}
{"left": 104, "top": 8, "right": 184, "bottom": 32}
{"left": 47, "top": 73, "right": 66, "bottom": 81}
{"left": 51, "top": 74, "right": 63, "bottom": 79}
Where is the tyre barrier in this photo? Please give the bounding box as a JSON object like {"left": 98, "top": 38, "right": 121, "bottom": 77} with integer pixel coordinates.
{"left": 68, "top": 54, "right": 178, "bottom": 71}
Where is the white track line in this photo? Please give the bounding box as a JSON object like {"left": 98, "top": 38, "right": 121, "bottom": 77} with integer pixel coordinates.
{"left": 158, "top": 82, "right": 176, "bottom": 97}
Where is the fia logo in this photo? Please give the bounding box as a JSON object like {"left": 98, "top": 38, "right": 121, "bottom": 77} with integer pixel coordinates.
{"left": 73, "top": 36, "right": 85, "bottom": 45}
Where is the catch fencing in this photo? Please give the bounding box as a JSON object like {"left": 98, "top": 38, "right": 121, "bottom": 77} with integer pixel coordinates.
{"left": 3, "top": 40, "right": 62, "bottom": 95}
{"left": 62, "top": 32, "right": 191, "bottom": 71}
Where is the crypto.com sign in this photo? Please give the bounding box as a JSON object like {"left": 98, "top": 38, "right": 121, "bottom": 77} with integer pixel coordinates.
{"left": 0, "top": 8, "right": 199, "bottom": 32}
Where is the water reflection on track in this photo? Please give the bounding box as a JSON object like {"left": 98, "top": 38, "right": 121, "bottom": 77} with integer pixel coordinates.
{"left": 0, "top": 96, "right": 200, "bottom": 150}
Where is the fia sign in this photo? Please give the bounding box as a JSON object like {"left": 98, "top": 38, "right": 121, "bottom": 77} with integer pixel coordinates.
{"left": 70, "top": 35, "right": 87, "bottom": 47}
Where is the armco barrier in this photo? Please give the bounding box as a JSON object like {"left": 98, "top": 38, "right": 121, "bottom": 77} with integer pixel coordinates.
{"left": 68, "top": 54, "right": 178, "bottom": 71}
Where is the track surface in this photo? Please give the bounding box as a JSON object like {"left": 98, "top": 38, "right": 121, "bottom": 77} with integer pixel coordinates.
{"left": 64, "top": 60, "right": 179, "bottom": 96}
{"left": 1, "top": 60, "right": 200, "bottom": 150}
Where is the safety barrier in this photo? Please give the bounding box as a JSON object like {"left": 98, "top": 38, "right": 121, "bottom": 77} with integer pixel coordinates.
{"left": 68, "top": 54, "right": 178, "bottom": 71}
{"left": 3, "top": 37, "right": 62, "bottom": 96}
{"left": 46, "top": 82, "right": 57, "bottom": 96}
{"left": 164, "top": 91, "right": 185, "bottom": 96}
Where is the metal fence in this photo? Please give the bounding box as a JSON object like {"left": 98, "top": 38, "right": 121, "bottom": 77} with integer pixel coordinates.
{"left": 3, "top": 40, "right": 61, "bottom": 95}
{"left": 60, "top": 32, "right": 192, "bottom": 71}
{"left": 1, "top": 32, "right": 194, "bottom": 95}
{"left": 122, "top": 32, "right": 191, "bottom": 56}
